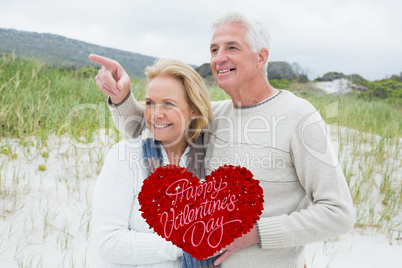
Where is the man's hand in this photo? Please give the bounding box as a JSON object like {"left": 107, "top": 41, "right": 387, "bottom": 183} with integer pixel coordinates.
{"left": 213, "top": 225, "right": 259, "bottom": 266}
{"left": 89, "top": 54, "right": 131, "bottom": 104}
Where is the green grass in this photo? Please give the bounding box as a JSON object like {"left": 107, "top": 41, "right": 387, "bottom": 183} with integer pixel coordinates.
{"left": 1, "top": 54, "right": 100, "bottom": 139}
{"left": 285, "top": 83, "right": 402, "bottom": 139}
{"left": 0, "top": 54, "right": 148, "bottom": 143}
{"left": 1, "top": 55, "right": 400, "bottom": 140}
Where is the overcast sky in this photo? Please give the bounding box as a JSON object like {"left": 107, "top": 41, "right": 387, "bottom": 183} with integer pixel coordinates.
{"left": 1, "top": 0, "right": 401, "bottom": 80}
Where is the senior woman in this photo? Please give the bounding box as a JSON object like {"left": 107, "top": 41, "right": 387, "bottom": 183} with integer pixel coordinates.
{"left": 92, "top": 58, "right": 218, "bottom": 267}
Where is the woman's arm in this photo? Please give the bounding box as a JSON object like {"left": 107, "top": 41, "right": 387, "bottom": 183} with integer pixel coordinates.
{"left": 92, "top": 141, "right": 182, "bottom": 265}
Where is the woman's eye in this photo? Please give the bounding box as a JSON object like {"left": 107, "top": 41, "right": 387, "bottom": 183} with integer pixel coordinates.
{"left": 145, "top": 101, "right": 155, "bottom": 108}
{"left": 164, "top": 102, "right": 174, "bottom": 108}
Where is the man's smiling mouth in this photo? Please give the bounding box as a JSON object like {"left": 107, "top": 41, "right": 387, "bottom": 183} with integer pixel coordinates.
{"left": 218, "top": 68, "right": 236, "bottom": 74}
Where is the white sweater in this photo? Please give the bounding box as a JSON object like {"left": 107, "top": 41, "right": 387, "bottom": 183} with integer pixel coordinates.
{"left": 92, "top": 137, "right": 188, "bottom": 267}
{"left": 107, "top": 90, "right": 355, "bottom": 268}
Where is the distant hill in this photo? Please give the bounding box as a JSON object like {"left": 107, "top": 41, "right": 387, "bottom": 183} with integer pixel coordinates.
{"left": 0, "top": 28, "right": 157, "bottom": 78}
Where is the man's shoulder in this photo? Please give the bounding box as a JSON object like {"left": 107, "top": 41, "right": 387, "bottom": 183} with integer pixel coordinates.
{"left": 211, "top": 99, "right": 233, "bottom": 114}
{"left": 279, "top": 90, "right": 318, "bottom": 114}
{"left": 279, "top": 90, "right": 309, "bottom": 103}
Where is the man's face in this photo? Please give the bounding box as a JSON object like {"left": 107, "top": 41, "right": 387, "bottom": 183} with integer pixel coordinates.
{"left": 210, "top": 23, "right": 261, "bottom": 96}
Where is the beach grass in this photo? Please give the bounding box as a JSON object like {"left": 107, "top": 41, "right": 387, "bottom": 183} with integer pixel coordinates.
{"left": 0, "top": 55, "right": 401, "bottom": 266}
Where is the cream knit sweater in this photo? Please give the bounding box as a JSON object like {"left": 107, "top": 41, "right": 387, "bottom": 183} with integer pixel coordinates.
{"left": 92, "top": 137, "right": 186, "bottom": 267}
{"left": 107, "top": 90, "right": 355, "bottom": 268}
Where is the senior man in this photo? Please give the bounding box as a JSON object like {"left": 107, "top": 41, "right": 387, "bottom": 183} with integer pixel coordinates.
{"left": 90, "top": 10, "right": 354, "bottom": 268}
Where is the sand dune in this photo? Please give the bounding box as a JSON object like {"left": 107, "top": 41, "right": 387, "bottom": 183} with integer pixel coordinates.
{"left": 0, "top": 127, "right": 401, "bottom": 267}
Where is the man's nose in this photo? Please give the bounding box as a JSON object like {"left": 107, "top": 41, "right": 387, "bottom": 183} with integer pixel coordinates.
{"left": 214, "top": 49, "right": 228, "bottom": 64}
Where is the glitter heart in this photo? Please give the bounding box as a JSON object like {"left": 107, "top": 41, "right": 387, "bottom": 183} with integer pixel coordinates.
{"left": 138, "top": 164, "right": 264, "bottom": 261}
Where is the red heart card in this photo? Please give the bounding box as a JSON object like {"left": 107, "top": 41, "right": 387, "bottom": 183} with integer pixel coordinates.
{"left": 138, "top": 164, "right": 264, "bottom": 261}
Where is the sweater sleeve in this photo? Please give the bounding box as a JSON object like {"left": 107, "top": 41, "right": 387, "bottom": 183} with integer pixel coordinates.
{"left": 107, "top": 97, "right": 227, "bottom": 141}
{"left": 92, "top": 142, "right": 182, "bottom": 265}
{"left": 257, "top": 109, "right": 355, "bottom": 249}
{"left": 108, "top": 91, "right": 145, "bottom": 139}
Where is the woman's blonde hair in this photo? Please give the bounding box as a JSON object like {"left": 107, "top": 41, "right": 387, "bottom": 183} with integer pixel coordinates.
{"left": 145, "top": 58, "right": 211, "bottom": 143}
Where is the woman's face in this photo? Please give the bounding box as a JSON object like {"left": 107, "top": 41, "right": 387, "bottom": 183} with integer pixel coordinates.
{"left": 145, "top": 75, "right": 195, "bottom": 147}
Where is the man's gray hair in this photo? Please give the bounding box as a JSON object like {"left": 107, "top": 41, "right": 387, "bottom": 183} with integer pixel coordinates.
{"left": 211, "top": 10, "right": 271, "bottom": 75}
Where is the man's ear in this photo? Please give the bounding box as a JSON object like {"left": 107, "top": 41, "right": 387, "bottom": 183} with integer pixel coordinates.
{"left": 257, "top": 48, "right": 269, "bottom": 68}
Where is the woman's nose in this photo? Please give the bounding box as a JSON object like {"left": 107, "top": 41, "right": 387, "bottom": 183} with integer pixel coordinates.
{"left": 152, "top": 105, "right": 165, "bottom": 119}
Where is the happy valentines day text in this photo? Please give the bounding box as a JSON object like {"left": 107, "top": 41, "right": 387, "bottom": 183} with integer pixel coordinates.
{"left": 160, "top": 178, "right": 241, "bottom": 248}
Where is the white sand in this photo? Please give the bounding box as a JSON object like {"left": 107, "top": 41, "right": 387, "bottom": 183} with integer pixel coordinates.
{"left": 0, "top": 128, "right": 401, "bottom": 267}
{"left": 306, "top": 230, "right": 402, "bottom": 267}
{"left": 314, "top": 79, "right": 352, "bottom": 95}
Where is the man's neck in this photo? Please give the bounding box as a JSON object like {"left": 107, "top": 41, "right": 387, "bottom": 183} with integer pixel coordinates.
{"left": 229, "top": 80, "right": 279, "bottom": 107}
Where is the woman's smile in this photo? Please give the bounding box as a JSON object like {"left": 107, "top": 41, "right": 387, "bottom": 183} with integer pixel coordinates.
{"left": 152, "top": 123, "right": 173, "bottom": 130}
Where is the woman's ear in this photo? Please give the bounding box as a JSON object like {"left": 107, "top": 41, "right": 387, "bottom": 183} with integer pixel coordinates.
{"left": 191, "top": 107, "right": 201, "bottom": 119}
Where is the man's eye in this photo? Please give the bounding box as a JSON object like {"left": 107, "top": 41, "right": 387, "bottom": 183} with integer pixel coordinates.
{"left": 210, "top": 48, "right": 218, "bottom": 54}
